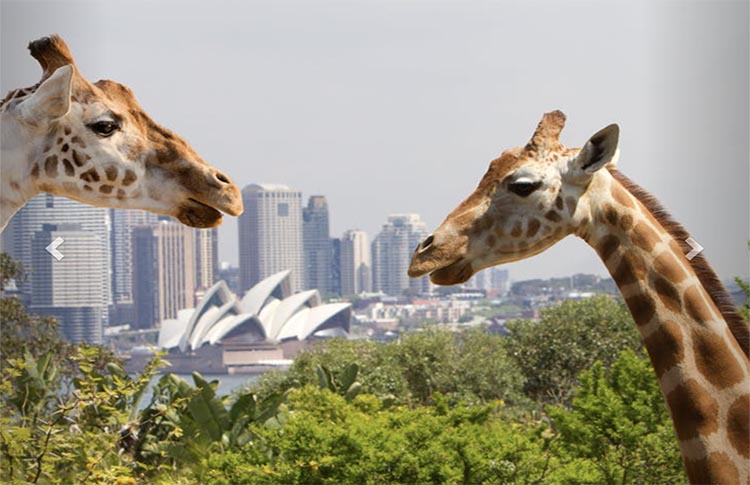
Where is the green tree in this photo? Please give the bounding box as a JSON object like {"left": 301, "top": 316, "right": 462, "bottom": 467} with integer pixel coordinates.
{"left": 548, "top": 350, "right": 685, "bottom": 484}
{"left": 505, "top": 296, "right": 641, "bottom": 405}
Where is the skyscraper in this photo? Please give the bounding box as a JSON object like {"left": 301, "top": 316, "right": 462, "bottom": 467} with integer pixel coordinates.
{"left": 30, "top": 223, "right": 109, "bottom": 344}
{"left": 372, "top": 214, "right": 430, "bottom": 296}
{"left": 195, "top": 228, "right": 219, "bottom": 291}
{"left": 110, "top": 209, "right": 159, "bottom": 325}
{"left": 132, "top": 221, "right": 197, "bottom": 329}
{"left": 303, "top": 195, "right": 332, "bottom": 294}
{"left": 340, "top": 229, "right": 372, "bottom": 296}
{"left": 238, "top": 184, "right": 304, "bottom": 293}
{"left": 2, "top": 194, "right": 111, "bottom": 308}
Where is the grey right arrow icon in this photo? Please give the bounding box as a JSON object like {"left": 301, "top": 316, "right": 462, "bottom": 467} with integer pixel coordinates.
{"left": 45, "top": 237, "right": 65, "bottom": 261}
{"left": 685, "top": 237, "right": 703, "bottom": 261}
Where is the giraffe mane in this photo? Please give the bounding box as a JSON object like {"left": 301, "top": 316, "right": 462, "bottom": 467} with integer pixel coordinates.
{"left": 609, "top": 168, "right": 750, "bottom": 358}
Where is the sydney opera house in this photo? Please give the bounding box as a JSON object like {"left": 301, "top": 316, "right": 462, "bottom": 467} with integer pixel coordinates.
{"left": 151, "top": 270, "right": 351, "bottom": 374}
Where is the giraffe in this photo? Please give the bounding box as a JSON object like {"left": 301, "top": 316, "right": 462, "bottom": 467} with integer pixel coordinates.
{"left": 0, "top": 35, "right": 243, "bottom": 233}
{"left": 409, "top": 111, "right": 750, "bottom": 484}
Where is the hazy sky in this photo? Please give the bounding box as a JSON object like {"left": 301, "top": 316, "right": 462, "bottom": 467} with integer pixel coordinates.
{"left": 2, "top": 0, "right": 748, "bottom": 281}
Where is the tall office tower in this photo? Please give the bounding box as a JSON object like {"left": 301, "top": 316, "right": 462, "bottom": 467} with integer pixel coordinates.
{"left": 109, "top": 209, "right": 159, "bottom": 325}
{"left": 340, "top": 229, "right": 372, "bottom": 296}
{"left": 371, "top": 214, "right": 430, "bottom": 296}
{"left": 302, "top": 195, "right": 332, "bottom": 294}
{"left": 195, "top": 228, "right": 219, "bottom": 291}
{"left": 330, "top": 238, "right": 341, "bottom": 297}
{"left": 466, "top": 267, "right": 509, "bottom": 294}
{"left": 238, "top": 184, "right": 304, "bottom": 293}
{"left": 2, "top": 194, "right": 112, "bottom": 308}
{"left": 132, "top": 221, "right": 197, "bottom": 329}
{"left": 30, "top": 224, "right": 108, "bottom": 344}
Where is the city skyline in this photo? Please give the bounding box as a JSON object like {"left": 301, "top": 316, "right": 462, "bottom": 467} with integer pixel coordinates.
{"left": 2, "top": 1, "right": 746, "bottom": 282}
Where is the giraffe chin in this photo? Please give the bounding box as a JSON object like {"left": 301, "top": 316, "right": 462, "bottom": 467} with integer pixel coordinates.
{"left": 176, "top": 198, "right": 224, "bottom": 228}
{"left": 427, "top": 259, "right": 474, "bottom": 286}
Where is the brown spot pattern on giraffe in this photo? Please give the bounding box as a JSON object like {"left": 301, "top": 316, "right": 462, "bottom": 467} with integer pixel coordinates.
{"left": 62, "top": 159, "right": 75, "bottom": 176}
{"left": 70, "top": 136, "right": 86, "bottom": 148}
{"left": 555, "top": 196, "right": 563, "bottom": 210}
{"left": 631, "top": 222, "right": 661, "bottom": 252}
{"left": 612, "top": 255, "right": 646, "bottom": 286}
{"left": 105, "top": 166, "right": 118, "bottom": 181}
{"left": 692, "top": 328, "right": 745, "bottom": 388}
{"left": 44, "top": 155, "right": 58, "bottom": 177}
{"left": 665, "top": 378, "right": 719, "bottom": 441}
{"left": 596, "top": 235, "right": 620, "bottom": 261}
{"left": 526, "top": 219, "right": 540, "bottom": 238}
{"left": 643, "top": 320, "right": 684, "bottom": 378}
{"left": 652, "top": 252, "right": 688, "bottom": 284}
{"left": 80, "top": 169, "right": 100, "bottom": 183}
{"left": 624, "top": 292, "right": 656, "bottom": 325}
{"left": 544, "top": 210, "right": 561, "bottom": 222}
{"left": 653, "top": 276, "right": 682, "bottom": 312}
{"left": 510, "top": 222, "right": 522, "bottom": 238}
{"left": 72, "top": 150, "right": 89, "bottom": 167}
{"left": 684, "top": 285, "right": 716, "bottom": 324}
{"left": 684, "top": 452, "right": 739, "bottom": 485}
{"left": 31, "top": 164, "right": 40, "bottom": 178}
{"left": 727, "top": 395, "right": 749, "bottom": 458}
{"left": 123, "top": 169, "right": 137, "bottom": 186}
{"left": 99, "top": 185, "right": 113, "bottom": 194}
{"left": 61, "top": 143, "right": 69, "bottom": 153}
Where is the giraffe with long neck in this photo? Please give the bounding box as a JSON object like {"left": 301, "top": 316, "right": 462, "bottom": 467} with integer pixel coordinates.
{"left": 0, "top": 35, "right": 243, "bottom": 233}
{"left": 409, "top": 111, "right": 749, "bottom": 484}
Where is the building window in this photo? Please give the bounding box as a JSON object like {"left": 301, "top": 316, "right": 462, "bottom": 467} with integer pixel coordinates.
{"left": 278, "top": 203, "right": 289, "bottom": 217}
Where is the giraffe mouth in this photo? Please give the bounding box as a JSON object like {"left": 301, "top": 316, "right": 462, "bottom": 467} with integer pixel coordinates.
{"left": 409, "top": 257, "right": 474, "bottom": 286}
{"left": 428, "top": 259, "right": 474, "bottom": 285}
{"left": 176, "top": 198, "right": 224, "bottom": 228}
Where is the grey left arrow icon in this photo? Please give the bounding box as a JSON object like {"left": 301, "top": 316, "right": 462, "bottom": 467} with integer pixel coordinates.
{"left": 45, "top": 237, "right": 65, "bottom": 261}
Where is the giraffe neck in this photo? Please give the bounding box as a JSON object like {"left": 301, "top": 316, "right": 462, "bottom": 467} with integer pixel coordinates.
{"left": 0, "top": 110, "right": 40, "bottom": 231}
{"left": 581, "top": 169, "right": 749, "bottom": 484}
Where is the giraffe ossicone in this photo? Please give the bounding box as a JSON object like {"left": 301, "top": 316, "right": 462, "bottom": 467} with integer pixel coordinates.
{"left": 0, "top": 35, "right": 243, "bottom": 233}
{"left": 409, "top": 110, "right": 749, "bottom": 485}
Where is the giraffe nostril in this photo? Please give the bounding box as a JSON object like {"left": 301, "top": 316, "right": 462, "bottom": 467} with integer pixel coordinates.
{"left": 421, "top": 235, "right": 435, "bottom": 251}
{"left": 215, "top": 172, "right": 230, "bottom": 184}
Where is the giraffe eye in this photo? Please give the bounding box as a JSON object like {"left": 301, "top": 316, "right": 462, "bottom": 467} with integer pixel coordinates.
{"left": 89, "top": 120, "right": 119, "bottom": 137}
{"left": 508, "top": 180, "right": 542, "bottom": 197}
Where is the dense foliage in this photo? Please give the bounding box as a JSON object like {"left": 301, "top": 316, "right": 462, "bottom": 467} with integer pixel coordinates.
{"left": 1, "top": 258, "right": 691, "bottom": 483}
{"left": 505, "top": 296, "right": 642, "bottom": 406}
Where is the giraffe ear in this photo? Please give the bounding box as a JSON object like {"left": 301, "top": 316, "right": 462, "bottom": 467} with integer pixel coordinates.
{"left": 570, "top": 123, "right": 620, "bottom": 176}
{"left": 20, "top": 65, "right": 73, "bottom": 122}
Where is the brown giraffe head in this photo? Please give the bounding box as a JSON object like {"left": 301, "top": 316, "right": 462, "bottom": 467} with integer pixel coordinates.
{"left": 409, "top": 110, "right": 619, "bottom": 284}
{"left": 9, "top": 35, "right": 242, "bottom": 228}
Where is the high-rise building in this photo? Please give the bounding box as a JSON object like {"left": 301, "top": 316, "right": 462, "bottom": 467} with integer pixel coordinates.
{"left": 195, "top": 228, "right": 219, "bottom": 291}
{"left": 340, "top": 229, "right": 372, "bottom": 296}
{"left": 330, "top": 238, "right": 341, "bottom": 297}
{"left": 466, "top": 267, "right": 510, "bottom": 295}
{"left": 372, "top": 214, "right": 430, "bottom": 296}
{"left": 2, "top": 194, "right": 111, "bottom": 308}
{"left": 30, "top": 223, "right": 108, "bottom": 344}
{"left": 238, "top": 184, "right": 304, "bottom": 293}
{"left": 303, "top": 195, "right": 332, "bottom": 294}
{"left": 132, "top": 221, "right": 197, "bottom": 329}
{"left": 110, "top": 209, "right": 159, "bottom": 325}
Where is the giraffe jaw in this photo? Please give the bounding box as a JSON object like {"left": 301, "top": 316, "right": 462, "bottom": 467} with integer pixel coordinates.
{"left": 409, "top": 257, "right": 474, "bottom": 286}
{"left": 176, "top": 197, "right": 225, "bottom": 228}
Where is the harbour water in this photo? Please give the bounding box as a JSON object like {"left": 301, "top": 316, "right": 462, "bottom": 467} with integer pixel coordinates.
{"left": 136, "top": 373, "right": 261, "bottom": 409}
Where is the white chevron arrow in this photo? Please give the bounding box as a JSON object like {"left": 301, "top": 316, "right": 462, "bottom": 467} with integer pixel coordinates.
{"left": 45, "top": 237, "right": 65, "bottom": 261}
{"left": 684, "top": 237, "right": 703, "bottom": 261}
